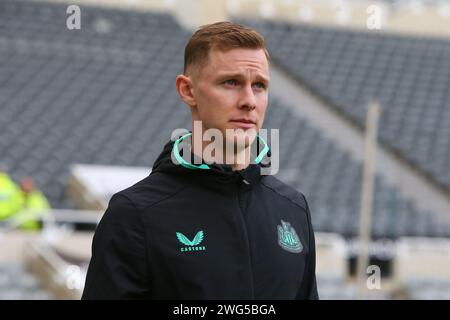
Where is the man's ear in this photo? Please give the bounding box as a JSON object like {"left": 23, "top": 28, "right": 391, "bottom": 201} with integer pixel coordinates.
{"left": 176, "top": 74, "right": 196, "bottom": 107}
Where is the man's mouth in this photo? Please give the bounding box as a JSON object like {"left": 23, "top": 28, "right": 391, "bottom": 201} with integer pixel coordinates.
{"left": 229, "top": 118, "right": 256, "bottom": 129}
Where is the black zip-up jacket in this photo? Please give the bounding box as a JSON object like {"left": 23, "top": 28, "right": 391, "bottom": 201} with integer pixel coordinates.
{"left": 82, "top": 137, "right": 319, "bottom": 299}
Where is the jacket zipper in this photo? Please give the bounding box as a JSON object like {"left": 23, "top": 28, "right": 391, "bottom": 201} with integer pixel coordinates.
{"left": 235, "top": 172, "right": 256, "bottom": 299}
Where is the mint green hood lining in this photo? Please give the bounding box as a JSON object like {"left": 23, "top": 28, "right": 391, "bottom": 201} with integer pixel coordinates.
{"left": 173, "top": 132, "right": 269, "bottom": 170}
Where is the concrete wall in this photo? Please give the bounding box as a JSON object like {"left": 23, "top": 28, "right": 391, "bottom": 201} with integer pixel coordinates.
{"left": 45, "top": 0, "right": 450, "bottom": 38}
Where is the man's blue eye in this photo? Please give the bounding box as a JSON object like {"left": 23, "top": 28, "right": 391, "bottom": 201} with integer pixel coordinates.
{"left": 254, "top": 82, "right": 266, "bottom": 89}
{"left": 225, "top": 80, "right": 237, "bottom": 85}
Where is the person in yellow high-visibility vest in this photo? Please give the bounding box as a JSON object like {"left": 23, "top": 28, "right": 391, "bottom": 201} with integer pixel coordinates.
{"left": 15, "top": 177, "right": 50, "bottom": 230}
{"left": 0, "top": 170, "right": 24, "bottom": 222}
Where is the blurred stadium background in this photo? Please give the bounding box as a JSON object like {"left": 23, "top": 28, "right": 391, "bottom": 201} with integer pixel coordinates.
{"left": 1, "top": 0, "right": 450, "bottom": 299}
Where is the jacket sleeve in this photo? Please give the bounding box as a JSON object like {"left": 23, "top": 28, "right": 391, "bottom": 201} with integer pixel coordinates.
{"left": 81, "top": 194, "right": 150, "bottom": 299}
{"left": 296, "top": 194, "right": 319, "bottom": 300}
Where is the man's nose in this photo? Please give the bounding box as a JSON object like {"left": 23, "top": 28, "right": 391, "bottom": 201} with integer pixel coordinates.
{"left": 238, "top": 85, "right": 257, "bottom": 111}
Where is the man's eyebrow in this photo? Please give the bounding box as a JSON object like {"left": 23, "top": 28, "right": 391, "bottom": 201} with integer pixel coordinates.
{"left": 215, "top": 72, "right": 270, "bottom": 84}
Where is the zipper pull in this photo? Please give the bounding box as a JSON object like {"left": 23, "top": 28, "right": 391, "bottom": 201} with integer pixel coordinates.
{"left": 237, "top": 171, "right": 250, "bottom": 185}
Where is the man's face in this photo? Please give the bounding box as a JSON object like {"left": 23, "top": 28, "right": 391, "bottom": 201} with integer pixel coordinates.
{"left": 188, "top": 47, "right": 270, "bottom": 148}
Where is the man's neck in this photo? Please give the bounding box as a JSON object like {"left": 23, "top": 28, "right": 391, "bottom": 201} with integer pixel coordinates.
{"left": 191, "top": 130, "right": 251, "bottom": 171}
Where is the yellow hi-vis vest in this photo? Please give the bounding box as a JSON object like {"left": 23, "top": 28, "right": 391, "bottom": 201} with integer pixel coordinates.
{"left": 0, "top": 172, "right": 24, "bottom": 220}
{"left": 15, "top": 189, "right": 51, "bottom": 230}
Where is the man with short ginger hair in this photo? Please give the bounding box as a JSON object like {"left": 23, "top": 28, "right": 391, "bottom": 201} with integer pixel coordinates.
{"left": 83, "top": 21, "right": 318, "bottom": 300}
{"left": 176, "top": 21, "right": 270, "bottom": 171}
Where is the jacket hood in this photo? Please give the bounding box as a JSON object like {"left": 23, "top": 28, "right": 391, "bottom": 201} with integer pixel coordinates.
{"left": 151, "top": 134, "right": 270, "bottom": 186}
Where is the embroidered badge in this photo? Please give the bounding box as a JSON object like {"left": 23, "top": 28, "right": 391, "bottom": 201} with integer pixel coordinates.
{"left": 277, "top": 220, "right": 303, "bottom": 253}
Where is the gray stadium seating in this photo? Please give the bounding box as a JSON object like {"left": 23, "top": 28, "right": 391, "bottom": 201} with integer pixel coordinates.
{"left": 0, "top": 263, "right": 52, "bottom": 299}
{"left": 404, "top": 278, "right": 450, "bottom": 299}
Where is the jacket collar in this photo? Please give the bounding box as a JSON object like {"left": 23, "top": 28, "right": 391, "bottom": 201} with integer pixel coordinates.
{"left": 151, "top": 134, "right": 268, "bottom": 187}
